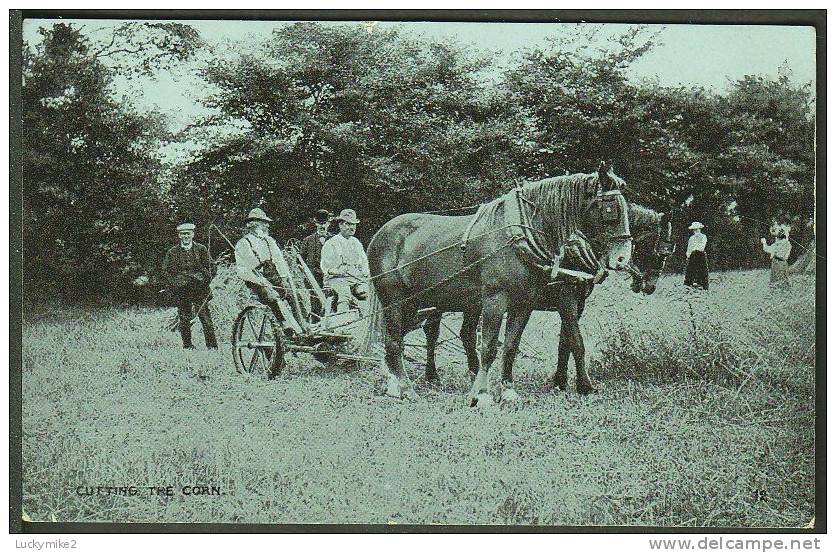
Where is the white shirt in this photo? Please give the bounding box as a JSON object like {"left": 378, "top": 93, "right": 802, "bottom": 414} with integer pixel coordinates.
{"left": 234, "top": 232, "right": 291, "bottom": 287}
{"left": 763, "top": 238, "right": 792, "bottom": 261}
{"left": 320, "top": 234, "right": 370, "bottom": 280}
{"left": 686, "top": 232, "right": 707, "bottom": 258}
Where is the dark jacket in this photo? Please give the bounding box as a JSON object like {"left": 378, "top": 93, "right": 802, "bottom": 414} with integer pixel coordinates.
{"left": 299, "top": 231, "right": 333, "bottom": 275}
{"left": 162, "top": 242, "right": 214, "bottom": 295}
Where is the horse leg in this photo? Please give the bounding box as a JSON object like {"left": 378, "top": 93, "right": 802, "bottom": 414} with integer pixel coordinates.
{"left": 564, "top": 318, "right": 595, "bottom": 394}
{"left": 383, "top": 306, "right": 418, "bottom": 401}
{"left": 460, "top": 308, "right": 481, "bottom": 377}
{"left": 499, "top": 306, "right": 532, "bottom": 404}
{"left": 551, "top": 324, "right": 570, "bottom": 391}
{"left": 423, "top": 311, "right": 442, "bottom": 384}
{"left": 468, "top": 291, "right": 508, "bottom": 407}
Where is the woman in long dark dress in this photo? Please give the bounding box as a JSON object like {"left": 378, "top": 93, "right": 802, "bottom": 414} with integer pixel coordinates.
{"left": 684, "top": 221, "right": 709, "bottom": 290}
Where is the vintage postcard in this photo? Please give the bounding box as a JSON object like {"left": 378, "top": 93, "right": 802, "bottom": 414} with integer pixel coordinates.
{"left": 13, "top": 11, "right": 822, "bottom": 532}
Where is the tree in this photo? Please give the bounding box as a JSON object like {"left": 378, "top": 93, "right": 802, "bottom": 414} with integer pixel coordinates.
{"left": 22, "top": 23, "right": 201, "bottom": 300}
{"left": 177, "top": 23, "right": 518, "bottom": 244}
{"left": 503, "top": 26, "right": 659, "bottom": 179}
{"left": 503, "top": 26, "right": 815, "bottom": 270}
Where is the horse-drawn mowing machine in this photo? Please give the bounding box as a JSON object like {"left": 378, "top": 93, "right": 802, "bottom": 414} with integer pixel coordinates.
{"left": 231, "top": 242, "right": 378, "bottom": 379}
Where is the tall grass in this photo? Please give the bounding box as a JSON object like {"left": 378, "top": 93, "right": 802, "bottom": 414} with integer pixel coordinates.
{"left": 21, "top": 270, "right": 816, "bottom": 526}
{"left": 591, "top": 272, "right": 815, "bottom": 392}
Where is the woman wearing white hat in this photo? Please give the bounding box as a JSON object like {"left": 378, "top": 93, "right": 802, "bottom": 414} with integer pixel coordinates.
{"left": 761, "top": 224, "right": 792, "bottom": 289}
{"left": 684, "top": 221, "right": 709, "bottom": 290}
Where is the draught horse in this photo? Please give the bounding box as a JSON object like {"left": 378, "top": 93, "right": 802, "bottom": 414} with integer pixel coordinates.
{"left": 420, "top": 203, "right": 675, "bottom": 393}
{"left": 365, "top": 162, "right": 633, "bottom": 405}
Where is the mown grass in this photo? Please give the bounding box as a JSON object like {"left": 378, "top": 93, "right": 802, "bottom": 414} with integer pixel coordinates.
{"left": 21, "top": 270, "right": 816, "bottom": 526}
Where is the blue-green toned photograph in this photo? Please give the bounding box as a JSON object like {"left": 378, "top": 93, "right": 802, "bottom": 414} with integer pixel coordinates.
{"left": 19, "top": 16, "right": 817, "bottom": 528}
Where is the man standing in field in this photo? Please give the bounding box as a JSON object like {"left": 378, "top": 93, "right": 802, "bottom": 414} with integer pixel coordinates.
{"left": 234, "top": 208, "right": 303, "bottom": 334}
{"left": 162, "top": 222, "right": 218, "bottom": 350}
{"left": 320, "top": 208, "right": 369, "bottom": 314}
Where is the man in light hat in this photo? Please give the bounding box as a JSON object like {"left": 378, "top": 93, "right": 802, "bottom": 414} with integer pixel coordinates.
{"left": 320, "top": 208, "right": 369, "bottom": 314}
{"left": 234, "top": 207, "right": 303, "bottom": 333}
{"left": 162, "top": 222, "right": 218, "bottom": 349}
{"left": 684, "top": 221, "right": 709, "bottom": 290}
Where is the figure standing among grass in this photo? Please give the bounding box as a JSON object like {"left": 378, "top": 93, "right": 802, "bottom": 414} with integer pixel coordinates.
{"left": 684, "top": 221, "right": 709, "bottom": 290}
{"left": 762, "top": 224, "right": 792, "bottom": 289}
{"left": 162, "top": 222, "right": 218, "bottom": 350}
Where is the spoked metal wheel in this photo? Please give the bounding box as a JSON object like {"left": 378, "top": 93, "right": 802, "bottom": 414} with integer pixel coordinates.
{"left": 232, "top": 306, "right": 285, "bottom": 379}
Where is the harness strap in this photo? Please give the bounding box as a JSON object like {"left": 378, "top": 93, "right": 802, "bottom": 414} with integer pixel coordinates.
{"left": 569, "top": 230, "right": 601, "bottom": 273}
{"left": 514, "top": 189, "right": 553, "bottom": 265}
{"left": 244, "top": 234, "right": 275, "bottom": 270}
{"left": 460, "top": 203, "right": 488, "bottom": 255}
{"left": 500, "top": 189, "right": 551, "bottom": 272}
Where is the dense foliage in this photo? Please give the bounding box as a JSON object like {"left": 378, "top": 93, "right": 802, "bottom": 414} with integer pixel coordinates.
{"left": 21, "top": 22, "right": 816, "bottom": 301}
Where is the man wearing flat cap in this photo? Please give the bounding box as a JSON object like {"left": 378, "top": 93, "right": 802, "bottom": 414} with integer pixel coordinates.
{"left": 162, "top": 222, "right": 218, "bottom": 349}
{"left": 320, "top": 208, "right": 369, "bottom": 314}
{"left": 234, "top": 207, "right": 303, "bottom": 334}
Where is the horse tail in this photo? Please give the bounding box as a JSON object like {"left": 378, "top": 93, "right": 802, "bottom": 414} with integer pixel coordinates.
{"left": 360, "top": 279, "right": 384, "bottom": 355}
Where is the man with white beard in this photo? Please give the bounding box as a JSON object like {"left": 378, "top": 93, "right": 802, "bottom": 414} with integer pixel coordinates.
{"left": 234, "top": 208, "right": 303, "bottom": 334}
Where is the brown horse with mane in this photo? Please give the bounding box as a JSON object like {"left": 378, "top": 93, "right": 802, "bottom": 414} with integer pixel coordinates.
{"left": 365, "top": 162, "right": 633, "bottom": 405}
{"left": 420, "top": 203, "right": 675, "bottom": 394}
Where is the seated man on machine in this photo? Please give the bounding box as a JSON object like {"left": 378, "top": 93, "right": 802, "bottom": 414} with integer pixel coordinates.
{"left": 234, "top": 207, "right": 303, "bottom": 334}
{"left": 320, "top": 208, "right": 369, "bottom": 316}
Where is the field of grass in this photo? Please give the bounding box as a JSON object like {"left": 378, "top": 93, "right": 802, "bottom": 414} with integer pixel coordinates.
{"left": 21, "top": 269, "right": 816, "bottom": 526}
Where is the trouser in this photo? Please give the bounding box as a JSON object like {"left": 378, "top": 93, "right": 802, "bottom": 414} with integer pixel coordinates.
{"left": 177, "top": 295, "right": 218, "bottom": 349}
{"left": 770, "top": 259, "right": 791, "bottom": 288}
{"left": 246, "top": 282, "right": 284, "bottom": 323}
{"left": 684, "top": 251, "right": 709, "bottom": 290}
{"left": 310, "top": 271, "right": 325, "bottom": 314}
{"left": 324, "top": 276, "right": 367, "bottom": 314}
{"left": 245, "top": 282, "right": 304, "bottom": 333}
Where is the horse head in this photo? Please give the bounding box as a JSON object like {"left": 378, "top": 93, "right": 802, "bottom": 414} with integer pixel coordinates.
{"left": 627, "top": 208, "right": 675, "bottom": 295}
{"left": 520, "top": 164, "right": 633, "bottom": 274}
{"left": 579, "top": 162, "right": 632, "bottom": 271}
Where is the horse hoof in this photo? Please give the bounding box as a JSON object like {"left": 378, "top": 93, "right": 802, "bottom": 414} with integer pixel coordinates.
{"left": 500, "top": 388, "right": 520, "bottom": 403}
{"left": 577, "top": 382, "right": 597, "bottom": 395}
{"left": 469, "top": 392, "right": 494, "bottom": 408}
{"left": 402, "top": 385, "right": 418, "bottom": 401}
{"left": 385, "top": 374, "right": 402, "bottom": 399}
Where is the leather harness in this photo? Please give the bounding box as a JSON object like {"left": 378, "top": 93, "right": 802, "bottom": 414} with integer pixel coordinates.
{"left": 460, "top": 188, "right": 605, "bottom": 280}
